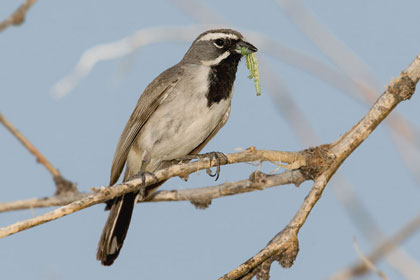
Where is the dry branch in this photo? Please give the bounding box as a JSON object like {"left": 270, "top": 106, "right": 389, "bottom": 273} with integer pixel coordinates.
{"left": 219, "top": 53, "right": 420, "bottom": 279}
{"left": 0, "top": 148, "right": 308, "bottom": 238}
{"left": 0, "top": 169, "right": 307, "bottom": 213}
{"left": 0, "top": 113, "right": 76, "bottom": 194}
{"left": 0, "top": 0, "right": 37, "bottom": 32}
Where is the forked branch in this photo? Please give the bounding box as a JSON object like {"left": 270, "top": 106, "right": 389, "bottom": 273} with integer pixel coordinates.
{"left": 219, "top": 53, "right": 419, "bottom": 279}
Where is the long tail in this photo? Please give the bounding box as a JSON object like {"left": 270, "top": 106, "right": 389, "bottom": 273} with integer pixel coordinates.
{"left": 96, "top": 191, "right": 138, "bottom": 266}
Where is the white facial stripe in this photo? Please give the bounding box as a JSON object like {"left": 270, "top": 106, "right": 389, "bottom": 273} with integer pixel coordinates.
{"left": 201, "top": 51, "right": 230, "bottom": 66}
{"left": 198, "top": 33, "right": 239, "bottom": 42}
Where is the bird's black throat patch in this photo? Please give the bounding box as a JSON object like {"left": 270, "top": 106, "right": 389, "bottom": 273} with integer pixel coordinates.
{"left": 206, "top": 53, "right": 242, "bottom": 107}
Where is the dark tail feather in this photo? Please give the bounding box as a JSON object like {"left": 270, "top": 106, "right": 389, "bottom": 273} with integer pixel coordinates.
{"left": 97, "top": 179, "right": 166, "bottom": 266}
{"left": 96, "top": 192, "right": 138, "bottom": 266}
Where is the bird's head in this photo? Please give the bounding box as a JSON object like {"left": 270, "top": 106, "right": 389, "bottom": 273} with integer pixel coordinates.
{"left": 182, "top": 29, "right": 258, "bottom": 66}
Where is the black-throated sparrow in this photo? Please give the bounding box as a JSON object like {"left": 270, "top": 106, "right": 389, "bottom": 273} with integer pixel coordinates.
{"left": 97, "top": 29, "right": 257, "bottom": 266}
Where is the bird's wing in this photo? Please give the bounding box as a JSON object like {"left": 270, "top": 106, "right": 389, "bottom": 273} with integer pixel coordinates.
{"left": 109, "top": 65, "right": 182, "bottom": 185}
{"left": 188, "top": 105, "right": 231, "bottom": 155}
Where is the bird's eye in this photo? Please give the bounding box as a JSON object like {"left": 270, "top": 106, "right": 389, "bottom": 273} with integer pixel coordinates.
{"left": 214, "top": 39, "right": 225, "bottom": 47}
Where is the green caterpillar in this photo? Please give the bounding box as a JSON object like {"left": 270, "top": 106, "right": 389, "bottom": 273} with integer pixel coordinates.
{"left": 238, "top": 46, "right": 261, "bottom": 96}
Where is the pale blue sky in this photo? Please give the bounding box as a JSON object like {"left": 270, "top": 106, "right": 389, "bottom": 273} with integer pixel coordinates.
{"left": 1, "top": 1, "right": 420, "bottom": 279}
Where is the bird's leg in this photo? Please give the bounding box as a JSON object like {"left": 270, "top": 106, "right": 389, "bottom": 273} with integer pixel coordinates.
{"left": 127, "top": 171, "right": 158, "bottom": 200}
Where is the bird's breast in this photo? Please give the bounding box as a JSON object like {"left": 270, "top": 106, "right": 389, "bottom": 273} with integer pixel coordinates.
{"left": 132, "top": 65, "right": 232, "bottom": 171}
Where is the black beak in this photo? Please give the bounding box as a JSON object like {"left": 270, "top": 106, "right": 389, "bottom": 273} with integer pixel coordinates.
{"left": 235, "top": 40, "right": 258, "bottom": 55}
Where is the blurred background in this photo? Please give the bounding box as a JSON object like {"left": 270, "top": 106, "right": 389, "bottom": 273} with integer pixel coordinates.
{"left": 1, "top": 0, "right": 419, "bottom": 279}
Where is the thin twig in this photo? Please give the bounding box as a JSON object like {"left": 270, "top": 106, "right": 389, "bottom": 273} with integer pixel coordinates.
{"left": 0, "top": 0, "right": 37, "bottom": 32}
{"left": 0, "top": 113, "right": 60, "bottom": 177}
{"left": 353, "top": 238, "right": 390, "bottom": 280}
{"left": 331, "top": 213, "right": 420, "bottom": 280}
{"left": 0, "top": 113, "right": 76, "bottom": 194}
{"left": 331, "top": 177, "right": 420, "bottom": 280}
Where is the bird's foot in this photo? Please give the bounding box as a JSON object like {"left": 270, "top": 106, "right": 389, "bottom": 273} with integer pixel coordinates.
{"left": 128, "top": 171, "right": 158, "bottom": 199}
{"left": 177, "top": 152, "right": 228, "bottom": 181}
{"left": 204, "top": 152, "right": 228, "bottom": 180}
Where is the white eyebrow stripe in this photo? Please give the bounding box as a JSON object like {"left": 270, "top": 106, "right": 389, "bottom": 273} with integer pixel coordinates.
{"left": 201, "top": 51, "right": 230, "bottom": 66}
{"left": 197, "top": 33, "right": 239, "bottom": 42}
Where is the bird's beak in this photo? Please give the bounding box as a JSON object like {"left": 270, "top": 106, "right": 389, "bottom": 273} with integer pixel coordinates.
{"left": 235, "top": 40, "right": 258, "bottom": 55}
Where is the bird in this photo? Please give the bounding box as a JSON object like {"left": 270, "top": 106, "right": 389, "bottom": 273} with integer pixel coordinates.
{"left": 97, "top": 28, "right": 258, "bottom": 266}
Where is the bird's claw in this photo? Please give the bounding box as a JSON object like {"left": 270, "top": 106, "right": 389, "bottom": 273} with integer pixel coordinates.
{"left": 205, "top": 152, "right": 227, "bottom": 181}
{"left": 196, "top": 152, "right": 227, "bottom": 181}
{"left": 174, "top": 152, "right": 227, "bottom": 181}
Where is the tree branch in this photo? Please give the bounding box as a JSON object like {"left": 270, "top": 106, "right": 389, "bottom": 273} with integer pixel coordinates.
{"left": 0, "top": 0, "right": 37, "bottom": 32}
{"left": 0, "top": 148, "right": 308, "bottom": 238}
{"left": 0, "top": 113, "right": 76, "bottom": 194}
{"left": 0, "top": 169, "right": 307, "bottom": 213}
{"left": 219, "top": 53, "right": 420, "bottom": 279}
